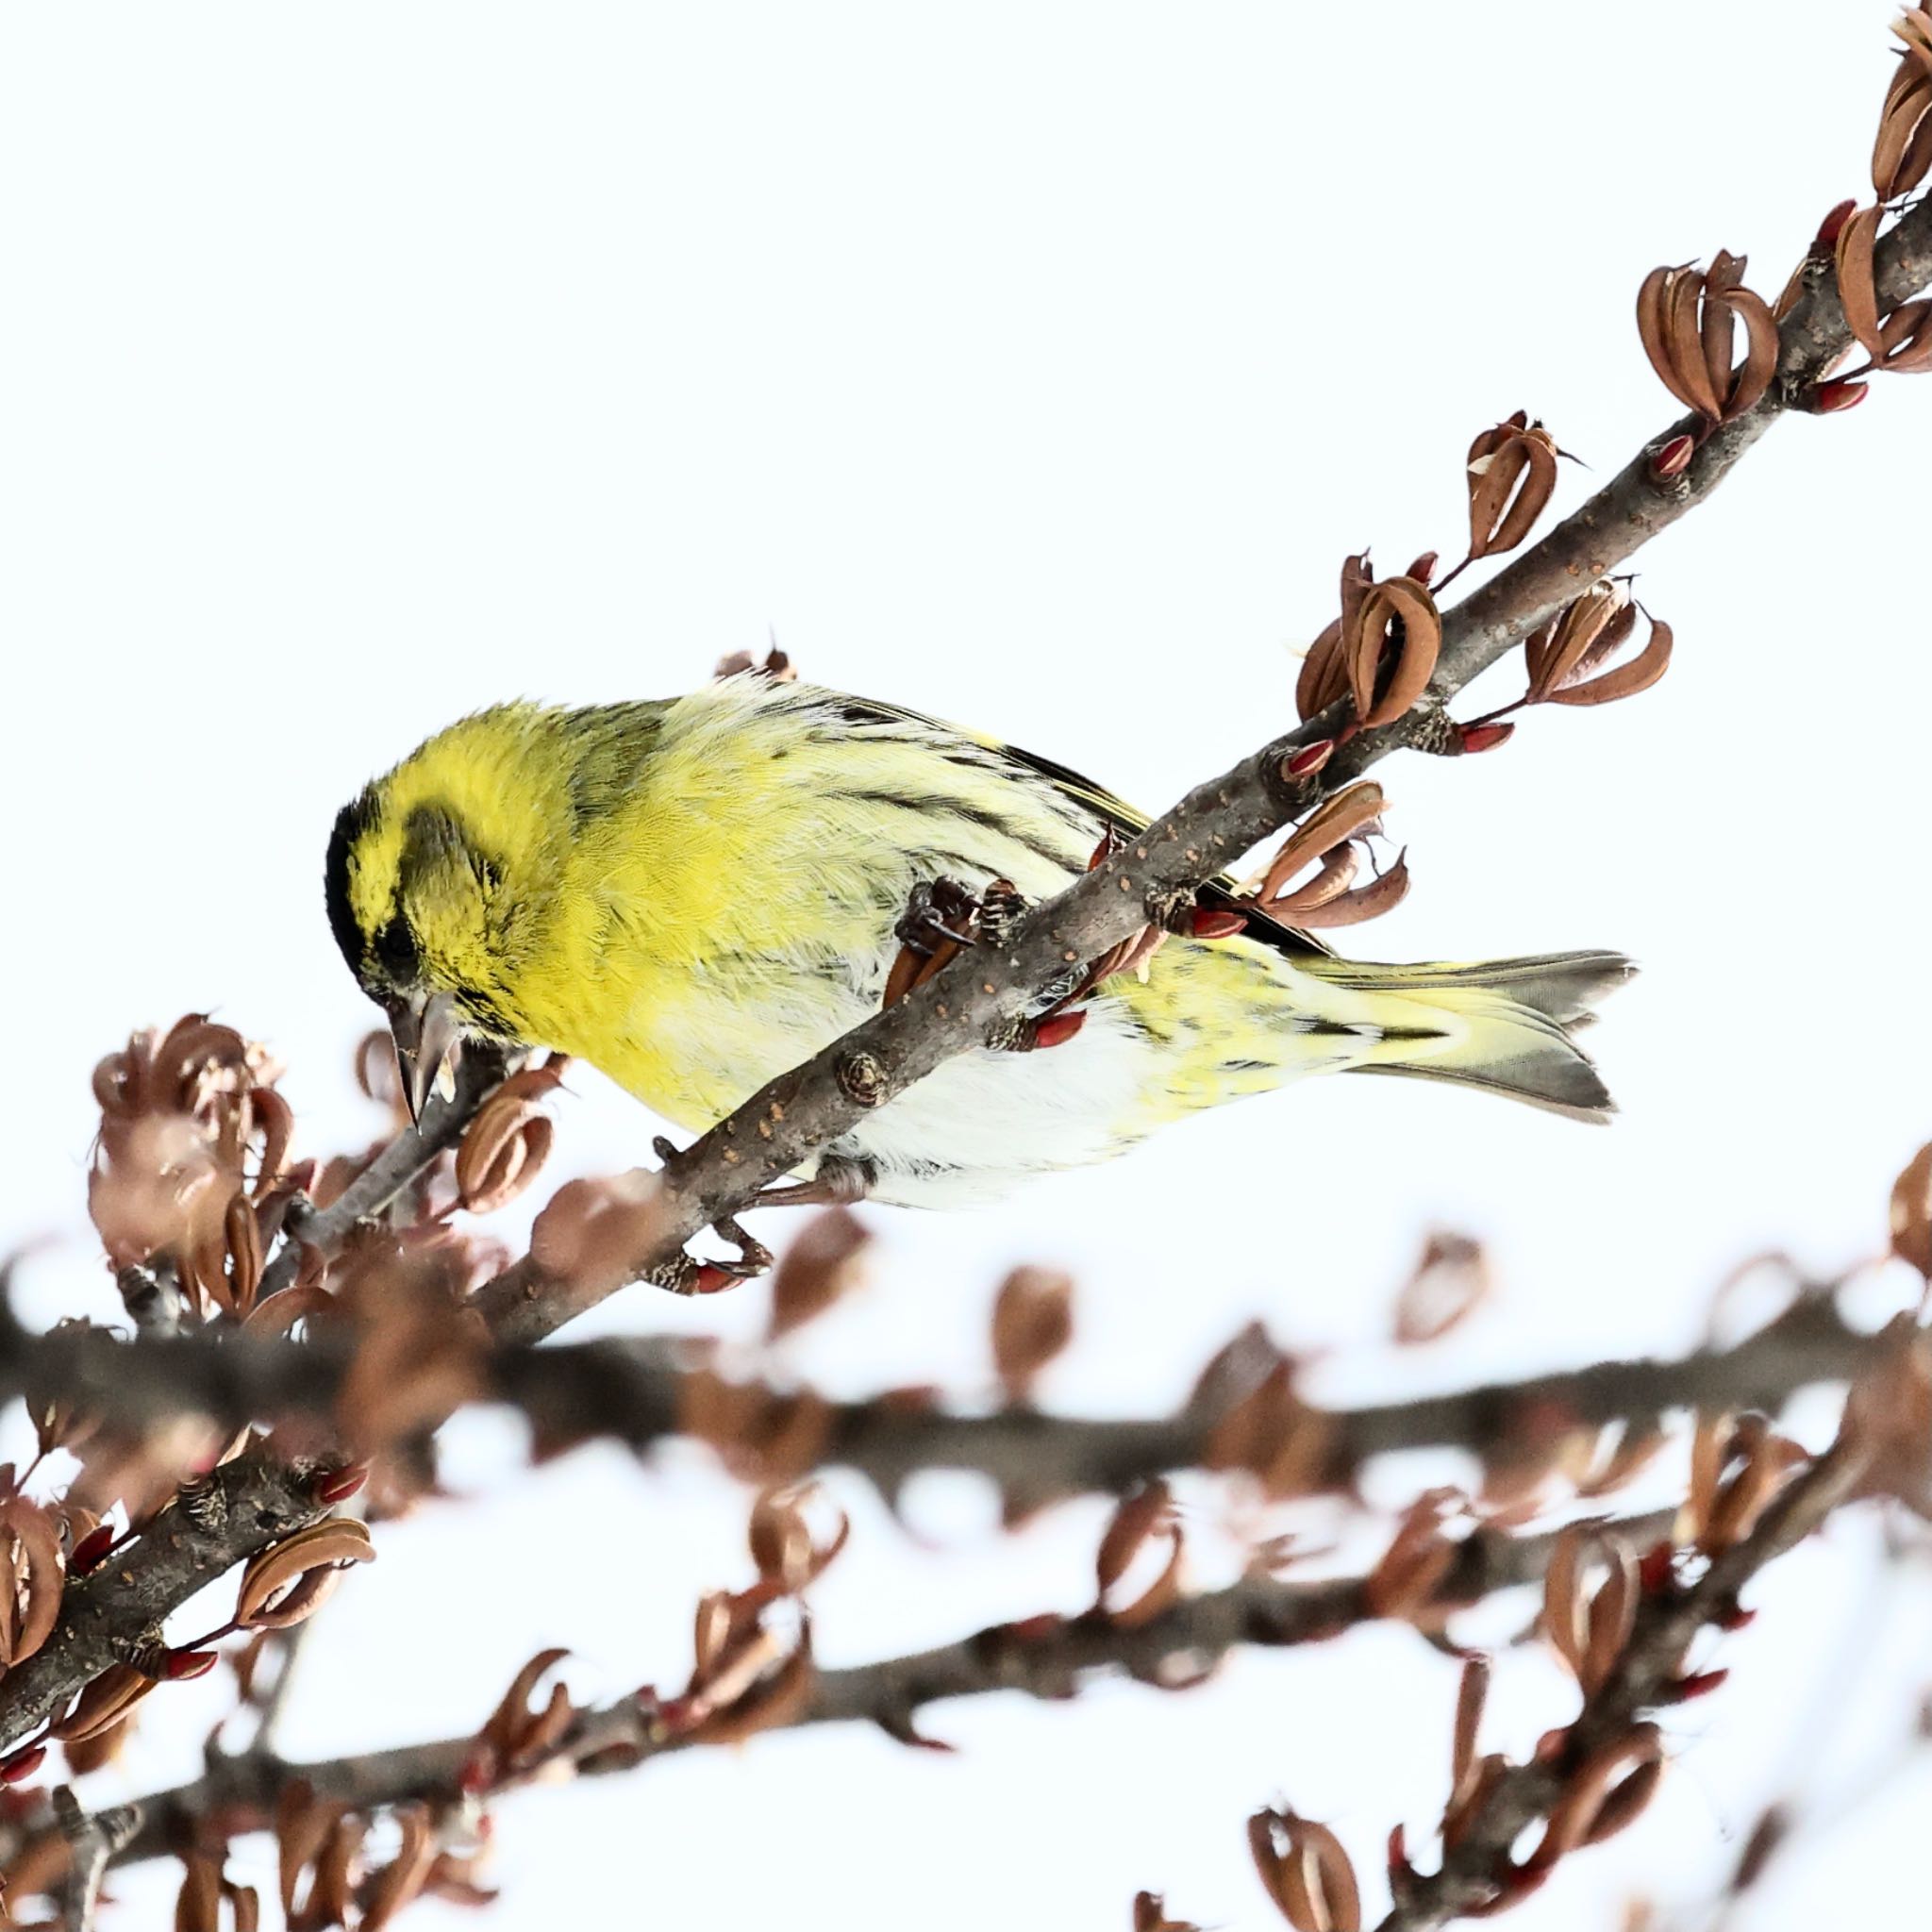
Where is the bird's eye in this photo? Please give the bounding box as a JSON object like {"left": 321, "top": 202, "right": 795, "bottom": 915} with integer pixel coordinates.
{"left": 375, "top": 916, "right": 420, "bottom": 981}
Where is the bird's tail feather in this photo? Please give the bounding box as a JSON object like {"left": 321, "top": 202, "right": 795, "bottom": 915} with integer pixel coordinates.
{"left": 1299, "top": 948, "right": 1635, "bottom": 1121}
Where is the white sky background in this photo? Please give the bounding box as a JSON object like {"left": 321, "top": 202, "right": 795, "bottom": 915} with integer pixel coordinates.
{"left": 3, "top": 4, "right": 1931, "bottom": 1927}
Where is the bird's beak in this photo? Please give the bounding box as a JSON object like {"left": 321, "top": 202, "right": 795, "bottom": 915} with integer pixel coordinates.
{"left": 386, "top": 990, "right": 463, "bottom": 1125}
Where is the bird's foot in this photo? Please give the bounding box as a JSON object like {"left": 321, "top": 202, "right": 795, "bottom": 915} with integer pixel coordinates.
{"left": 653, "top": 1216, "right": 776, "bottom": 1296}
{"left": 754, "top": 1151, "right": 876, "bottom": 1208}
{"left": 880, "top": 876, "right": 991, "bottom": 1008}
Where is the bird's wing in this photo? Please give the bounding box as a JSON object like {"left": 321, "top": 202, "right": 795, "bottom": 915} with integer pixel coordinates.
{"left": 826, "top": 691, "right": 1330, "bottom": 960}
{"left": 987, "top": 736, "right": 1333, "bottom": 960}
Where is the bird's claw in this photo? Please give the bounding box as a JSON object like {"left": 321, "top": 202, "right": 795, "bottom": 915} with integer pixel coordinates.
{"left": 882, "top": 876, "right": 1025, "bottom": 1008}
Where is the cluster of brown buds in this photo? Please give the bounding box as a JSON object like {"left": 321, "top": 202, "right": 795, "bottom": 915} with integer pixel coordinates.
{"left": 1459, "top": 582, "right": 1674, "bottom": 744}
{"left": 460, "top": 1647, "right": 577, "bottom": 1795}
{"left": 1360, "top": 1488, "right": 1470, "bottom": 1630}
{"left": 1233, "top": 782, "right": 1409, "bottom": 931}
{"left": 1445, "top": 412, "right": 1564, "bottom": 590}
{"left": 1836, "top": 203, "right": 1932, "bottom": 376}
{"left": 1297, "top": 553, "right": 1442, "bottom": 732}
{"left": 1681, "top": 1411, "right": 1807, "bottom": 1559}
{"left": 274, "top": 1781, "right": 482, "bottom": 1930}
{"left": 89, "top": 1016, "right": 298, "bottom": 1321}
{"left": 451, "top": 1056, "right": 568, "bottom": 1216}
{"left": 1636, "top": 251, "right": 1778, "bottom": 431}
{"left": 0, "top": 1491, "right": 64, "bottom": 1681}
{"left": 1816, "top": 14, "right": 1932, "bottom": 404}
{"left": 1874, "top": 11, "right": 1932, "bottom": 200}
{"left": 1248, "top": 1806, "right": 1361, "bottom": 1932}
{"left": 651, "top": 1484, "right": 841, "bottom": 1745}
{"left": 1400, "top": 1650, "right": 1665, "bottom": 1918}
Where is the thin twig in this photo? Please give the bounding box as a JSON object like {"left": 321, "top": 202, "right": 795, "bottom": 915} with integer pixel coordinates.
{"left": 253, "top": 1043, "right": 509, "bottom": 1305}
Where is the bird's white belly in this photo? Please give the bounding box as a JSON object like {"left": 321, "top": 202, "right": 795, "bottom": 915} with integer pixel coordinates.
{"left": 828, "top": 998, "right": 1157, "bottom": 1207}
{"left": 627, "top": 954, "right": 1158, "bottom": 1209}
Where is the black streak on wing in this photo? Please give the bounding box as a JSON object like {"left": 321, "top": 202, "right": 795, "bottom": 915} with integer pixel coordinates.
{"left": 805, "top": 685, "right": 1333, "bottom": 960}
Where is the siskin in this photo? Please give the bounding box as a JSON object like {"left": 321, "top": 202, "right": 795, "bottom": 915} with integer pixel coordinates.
{"left": 326, "top": 675, "right": 1631, "bottom": 1208}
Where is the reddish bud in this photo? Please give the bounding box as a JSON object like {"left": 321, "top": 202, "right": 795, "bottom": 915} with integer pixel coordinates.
{"left": 1405, "top": 551, "right": 1440, "bottom": 587}
{"left": 0, "top": 1747, "right": 45, "bottom": 1785}
{"left": 1003, "top": 1614, "right": 1067, "bottom": 1644}
{"left": 1457, "top": 721, "right": 1516, "bottom": 755}
{"left": 1031, "top": 1010, "right": 1089, "bottom": 1050}
{"left": 1284, "top": 739, "right": 1335, "bottom": 779}
{"left": 70, "top": 1524, "right": 119, "bottom": 1576}
{"left": 1813, "top": 378, "right": 1869, "bottom": 412}
{"left": 1716, "top": 1604, "right": 1758, "bottom": 1633}
{"left": 1086, "top": 833, "right": 1117, "bottom": 872}
{"left": 1650, "top": 434, "right": 1695, "bottom": 478}
{"left": 165, "top": 1649, "right": 220, "bottom": 1681}
{"left": 1666, "top": 1667, "right": 1731, "bottom": 1704}
{"left": 1387, "top": 1823, "right": 1414, "bottom": 1884}
{"left": 458, "top": 1745, "right": 498, "bottom": 1795}
{"left": 1815, "top": 198, "right": 1857, "bottom": 250}
{"left": 312, "top": 1463, "right": 369, "bottom": 1506}
{"left": 1190, "top": 908, "right": 1249, "bottom": 940}
{"left": 691, "top": 1263, "right": 741, "bottom": 1295}
{"left": 1638, "top": 1541, "right": 1677, "bottom": 1595}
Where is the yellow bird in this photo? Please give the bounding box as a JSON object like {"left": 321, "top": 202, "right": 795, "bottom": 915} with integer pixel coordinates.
{"left": 325, "top": 675, "right": 1630, "bottom": 1208}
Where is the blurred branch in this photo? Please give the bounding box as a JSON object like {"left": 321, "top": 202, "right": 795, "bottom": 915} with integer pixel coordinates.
{"left": 0, "top": 1288, "right": 1885, "bottom": 1508}
{"left": 466, "top": 190, "right": 1932, "bottom": 1338}
{"left": 68, "top": 1505, "right": 1679, "bottom": 1883}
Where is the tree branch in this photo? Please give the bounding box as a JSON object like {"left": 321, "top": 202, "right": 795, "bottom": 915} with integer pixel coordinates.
{"left": 66, "top": 1505, "right": 1679, "bottom": 1882}
{"left": 8, "top": 175, "right": 1924, "bottom": 1799}
{"left": 471, "top": 191, "right": 1932, "bottom": 1344}
{"left": 0, "top": 1288, "right": 1884, "bottom": 1510}
{"left": 1375, "top": 1437, "right": 1871, "bottom": 1931}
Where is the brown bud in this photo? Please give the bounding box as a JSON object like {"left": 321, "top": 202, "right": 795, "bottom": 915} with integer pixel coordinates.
{"left": 992, "top": 1266, "right": 1075, "bottom": 1403}
{"left": 1248, "top": 1807, "right": 1362, "bottom": 1932}
{"left": 1890, "top": 1141, "right": 1932, "bottom": 1278}
{"left": 1636, "top": 254, "right": 1777, "bottom": 425}
{"left": 1874, "top": 23, "right": 1932, "bottom": 201}
{"left": 1463, "top": 415, "right": 1560, "bottom": 565}
{"left": 768, "top": 1208, "right": 871, "bottom": 1341}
